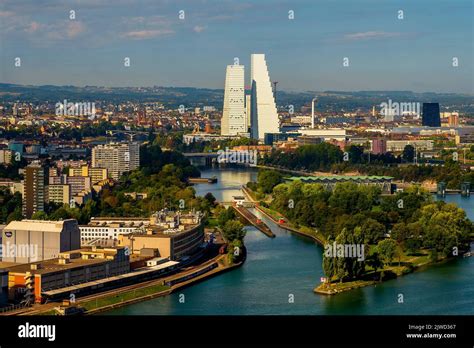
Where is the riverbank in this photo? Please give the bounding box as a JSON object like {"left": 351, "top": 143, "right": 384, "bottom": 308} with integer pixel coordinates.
{"left": 25, "top": 252, "right": 246, "bottom": 316}
{"left": 84, "top": 254, "right": 245, "bottom": 315}
{"left": 242, "top": 186, "right": 466, "bottom": 297}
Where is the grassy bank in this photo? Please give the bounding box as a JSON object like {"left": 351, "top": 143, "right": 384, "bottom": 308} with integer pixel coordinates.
{"left": 81, "top": 284, "right": 171, "bottom": 311}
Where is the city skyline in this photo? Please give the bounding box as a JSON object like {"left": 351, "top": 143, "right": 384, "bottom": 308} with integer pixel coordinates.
{"left": 0, "top": 0, "right": 472, "bottom": 93}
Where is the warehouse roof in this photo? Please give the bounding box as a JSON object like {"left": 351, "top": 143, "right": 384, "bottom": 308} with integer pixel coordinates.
{"left": 4, "top": 219, "right": 78, "bottom": 233}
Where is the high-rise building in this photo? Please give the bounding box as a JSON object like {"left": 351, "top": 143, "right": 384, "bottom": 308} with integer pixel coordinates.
{"left": 221, "top": 65, "right": 246, "bottom": 135}
{"left": 22, "top": 161, "right": 48, "bottom": 218}
{"left": 92, "top": 142, "right": 140, "bottom": 180}
{"left": 422, "top": 103, "right": 441, "bottom": 127}
{"left": 250, "top": 54, "right": 279, "bottom": 139}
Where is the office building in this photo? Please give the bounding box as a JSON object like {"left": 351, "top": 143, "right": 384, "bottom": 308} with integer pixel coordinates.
{"left": 221, "top": 65, "right": 246, "bottom": 135}
{"left": 80, "top": 217, "right": 151, "bottom": 246}
{"left": 22, "top": 161, "right": 48, "bottom": 218}
{"left": 118, "top": 210, "right": 204, "bottom": 261}
{"left": 422, "top": 103, "right": 441, "bottom": 127}
{"left": 2, "top": 219, "right": 81, "bottom": 263}
{"left": 92, "top": 142, "right": 140, "bottom": 180}
{"left": 250, "top": 54, "right": 279, "bottom": 139}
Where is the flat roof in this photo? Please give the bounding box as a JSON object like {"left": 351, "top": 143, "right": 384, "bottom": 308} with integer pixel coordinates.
{"left": 4, "top": 219, "right": 77, "bottom": 233}
{"left": 42, "top": 260, "right": 179, "bottom": 296}
{"left": 7, "top": 257, "right": 108, "bottom": 275}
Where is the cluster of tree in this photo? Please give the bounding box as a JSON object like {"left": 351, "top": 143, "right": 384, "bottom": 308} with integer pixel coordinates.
{"left": 262, "top": 143, "right": 473, "bottom": 189}
{"left": 30, "top": 143, "right": 212, "bottom": 223}
{"left": 0, "top": 189, "right": 22, "bottom": 224}
{"left": 264, "top": 178, "right": 472, "bottom": 282}
{"left": 214, "top": 206, "right": 246, "bottom": 263}
{"left": 262, "top": 143, "right": 343, "bottom": 171}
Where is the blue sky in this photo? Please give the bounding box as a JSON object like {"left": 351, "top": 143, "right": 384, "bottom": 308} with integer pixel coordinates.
{"left": 1, "top": 0, "right": 473, "bottom": 93}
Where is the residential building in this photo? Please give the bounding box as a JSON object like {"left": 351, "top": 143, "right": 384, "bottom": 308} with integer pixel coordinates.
{"left": 47, "top": 184, "right": 71, "bottom": 205}
{"left": 92, "top": 142, "right": 140, "bottom": 180}
{"left": 22, "top": 161, "right": 48, "bottom": 218}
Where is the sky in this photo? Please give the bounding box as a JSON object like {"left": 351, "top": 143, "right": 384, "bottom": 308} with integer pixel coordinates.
{"left": 0, "top": 0, "right": 473, "bottom": 93}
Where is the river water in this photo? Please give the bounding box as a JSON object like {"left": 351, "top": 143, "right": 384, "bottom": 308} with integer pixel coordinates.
{"left": 105, "top": 167, "right": 474, "bottom": 315}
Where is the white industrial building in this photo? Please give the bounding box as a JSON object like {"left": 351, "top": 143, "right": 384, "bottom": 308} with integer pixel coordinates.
{"left": 2, "top": 219, "right": 81, "bottom": 263}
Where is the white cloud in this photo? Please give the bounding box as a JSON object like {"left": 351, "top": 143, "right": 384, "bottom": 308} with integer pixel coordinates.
{"left": 67, "top": 21, "right": 86, "bottom": 38}
{"left": 344, "top": 31, "right": 402, "bottom": 41}
{"left": 122, "top": 29, "right": 174, "bottom": 40}
{"left": 193, "top": 25, "right": 206, "bottom": 33}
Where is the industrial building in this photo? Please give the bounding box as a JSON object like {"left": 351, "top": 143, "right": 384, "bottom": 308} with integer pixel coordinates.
{"left": 80, "top": 217, "right": 151, "bottom": 246}
{"left": 2, "top": 219, "right": 81, "bottom": 263}
{"left": 118, "top": 211, "right": 204, "bottom": 261}
{"left": 6, "top": 246, "right": 129, "bottom": 303}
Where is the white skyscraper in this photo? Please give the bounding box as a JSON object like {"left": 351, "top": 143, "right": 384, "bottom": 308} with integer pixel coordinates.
{"left": 250, "top": 54, "right": 279, "bottom": 139}
{"left": 221, "top": 64, "right": 246, "bottom": 135}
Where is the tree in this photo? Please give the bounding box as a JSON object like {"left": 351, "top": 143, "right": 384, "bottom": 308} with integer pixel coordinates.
{"left": 218, "top": 207, "right": 236, "bottom": 227}
{"left": 257, "top": 170, "right": 283, "bottom": 194}
{"left": 362, "top": 218, "right": 386, "bottom": 244}
{"left": 376, "top": 239, "right": 397, "bottom": 266}
{"left": 366, "top": 252, "right": 383, "bottom": 281}
{"left": 31, "top": 211, "right": 49, "bottom": 220}
{"left": 204, "top": 192, "right": 216, "bottom": 206}
{"left": 222, "top": 220, "right": 246, "bottom": 242}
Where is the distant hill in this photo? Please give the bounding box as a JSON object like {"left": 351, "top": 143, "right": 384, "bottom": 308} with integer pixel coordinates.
{"left": 0, "top": 83, "right": 472, "bottom": 114}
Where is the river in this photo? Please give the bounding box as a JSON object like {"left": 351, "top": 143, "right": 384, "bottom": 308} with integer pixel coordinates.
{"left": 105, "top": 167, "right": 474, "bottom": 315}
